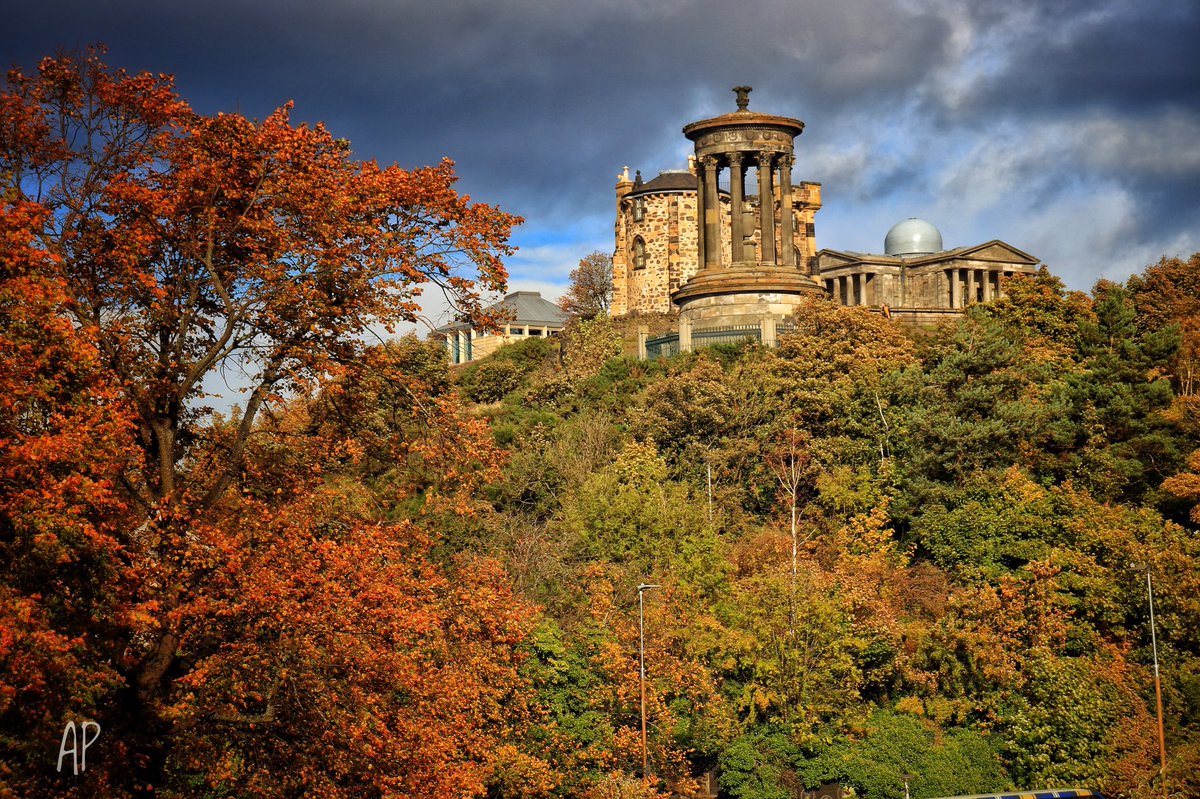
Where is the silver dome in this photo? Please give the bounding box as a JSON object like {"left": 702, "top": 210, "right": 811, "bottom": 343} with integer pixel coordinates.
{"left": 884, "top": 218, "right": 943, "bottom": 256}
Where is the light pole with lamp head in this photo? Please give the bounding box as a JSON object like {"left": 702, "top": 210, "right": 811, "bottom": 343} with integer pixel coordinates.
{"left": 638, "top": 583, "right": 660, "bottom": 780}
{"left": 1128, "top": 563, "right": 1168, "bottom": 798}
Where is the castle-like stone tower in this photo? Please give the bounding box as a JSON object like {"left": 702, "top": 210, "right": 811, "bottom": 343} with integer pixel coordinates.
{"left": 611, "top": 86, "right": 822, "bottom": 318}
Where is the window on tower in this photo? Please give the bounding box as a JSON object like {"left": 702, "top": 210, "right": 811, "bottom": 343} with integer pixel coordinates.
{"left": 633, "top": 237, "right": 646, "bottom": 270}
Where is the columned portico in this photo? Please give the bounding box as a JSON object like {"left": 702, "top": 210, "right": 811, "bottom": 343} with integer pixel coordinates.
{"left": 684, "top": 86, "right": 807, "bottom": 273}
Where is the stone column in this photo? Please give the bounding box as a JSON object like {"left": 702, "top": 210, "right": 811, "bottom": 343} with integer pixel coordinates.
{"left": 778, "top": 154, "right": 795, "bottom": 266}
{"left": 702, "top": 155, "right": 721, "bottom": 268}
{"left": 695, "top": 159, "right": 707, "bottom": 272}
{"left": 756, "top": 152, "right": 776, "bottom": 264}
{"left": 728, "top": 153, "right": 745, "bottom": 262}
{"left": 679, "top": 315, "right": 693, "bottom": 353}
{"left": 761, "top": 315, "right": 778, "bottom": 348}
{"left": 982, "top": 269, "right": 993, "bottom": 302}
{"left": 950, "top": 269, "right": 962, "bottom": 308}
{"left": 637, "top": 325, "right": 648, "bottom": 360}
{"left": 966, "top": 269, "right": 977, "bottom": 305}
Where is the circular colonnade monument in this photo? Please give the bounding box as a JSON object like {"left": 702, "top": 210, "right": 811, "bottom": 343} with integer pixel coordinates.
{"left": 671, "top": 86, "right": 826, "bottom": 328}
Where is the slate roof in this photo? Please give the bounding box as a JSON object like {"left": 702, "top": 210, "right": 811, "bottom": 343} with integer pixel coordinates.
{"left": 497, "top": 291, "right": 569, "bottom": 325}
{"left": 629, "top": 170, "right": 697, "bottom": 196}
{"left": 436, "top": 291, "right": 567, "bottom": 332}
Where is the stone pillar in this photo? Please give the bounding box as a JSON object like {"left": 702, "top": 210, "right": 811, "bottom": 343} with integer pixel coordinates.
{"left": 982, "top": 269, "right": 993, "bottom": 302}
{"left": 950, "top": 269, "right": 962, "bottom": 308}
{"left": 729, "top": 153, "right": 745, "bottom": 262}
{"left": 778, "top": 154, "right": 795, "bottom": 266}
{"left": 695, "top": 159, "right": 707, "bottom": 272}
{"left": 702, "top": 155, "right": 721, "bottom": 268}
{"left": 637, "top": 325, "right": 648, "bottom": 360}
{"left": 679, "top": 315, "right": 693, "bottom": 353}
{"left": 761, "top": 315, "right": 778, "bottom": 348}
{"left": 756, "top": 152, "right": 776, "bottom": 264}
{"left": 967, "top": 269, "right": 977, "bottom": 305}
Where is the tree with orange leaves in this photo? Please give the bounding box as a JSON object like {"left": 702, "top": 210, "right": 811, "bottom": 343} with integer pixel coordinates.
{"left": 1, "top": 47, "right": 518, "bottom": 513}
{"left": 0, "top": 197, "right": 139, "bottom": 796}
{"left": 1, "top": 47, "right": 525, "bottom": 796}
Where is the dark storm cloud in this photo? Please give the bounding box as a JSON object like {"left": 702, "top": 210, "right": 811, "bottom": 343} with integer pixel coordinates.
{"left": 5, "top": 0, "right": 1200, "bottom": 289}
{"left": 929, "top": 0, "right": 1200, "bottom": 120}
{"left": 4, "top": 0, "right": 961, "bottom": 209}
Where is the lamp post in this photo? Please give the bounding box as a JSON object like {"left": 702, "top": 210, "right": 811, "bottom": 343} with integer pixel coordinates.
{"left": 638, "top": 583, "right": 660, "bottom": 780}
{"left": 901, "top": 774, "right": 916, "bottom": 799}
{"left": 1129, "top": 564, "right": 1168, "bottom": 798}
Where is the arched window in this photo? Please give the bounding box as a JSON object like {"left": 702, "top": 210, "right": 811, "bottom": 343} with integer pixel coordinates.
{"left": 633, "top": 237, "right": 646, "bottom": 270}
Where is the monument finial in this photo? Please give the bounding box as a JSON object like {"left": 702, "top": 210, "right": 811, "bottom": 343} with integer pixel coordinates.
{"left": 733, "top": 85, "right": 752, "bottom": 111}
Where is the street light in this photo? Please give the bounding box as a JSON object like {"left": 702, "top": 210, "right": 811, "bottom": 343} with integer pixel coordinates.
{"left": 901, "top": 774, "right": 916, "bottom": 799}
{"left": 638, "top": 583, "right": 660, "bottom": 780}
{"left": 1128, "top": 564, "right": 1168, "bottom": 798}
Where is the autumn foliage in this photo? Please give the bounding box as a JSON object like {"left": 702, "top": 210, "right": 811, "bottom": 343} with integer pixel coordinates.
{"left": 4, "top": 46, "right": 1200, "bottom": 799}
{"left": 1, "top": 48, "right": 526, "bottom": 798}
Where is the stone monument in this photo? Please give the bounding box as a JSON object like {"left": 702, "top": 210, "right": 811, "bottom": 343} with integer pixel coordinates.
{"left": 670, "top": 86, "right": 826, "bottom": 336}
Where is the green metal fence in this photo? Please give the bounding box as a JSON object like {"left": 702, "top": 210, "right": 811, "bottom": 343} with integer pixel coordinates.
{"left": 644, "top": 322, "right": 791, "bottom": 360}
{"left": 692, "top": 324, "right": 762, "bottom": 347}
{"left": 645, "top": 333, "right": 680, "bottom": 359}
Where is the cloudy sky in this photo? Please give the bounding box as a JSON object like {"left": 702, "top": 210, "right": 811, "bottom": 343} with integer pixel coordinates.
{"left": 6, "top": 0, "right": 1200, "bottom": 322}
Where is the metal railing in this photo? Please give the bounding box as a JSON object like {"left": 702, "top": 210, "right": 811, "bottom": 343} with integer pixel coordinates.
{"left": 645, "top": 333, "right": 680, "bottom": 359}
{"left": 692, "top": 324, "right": 762, "bottom": 347}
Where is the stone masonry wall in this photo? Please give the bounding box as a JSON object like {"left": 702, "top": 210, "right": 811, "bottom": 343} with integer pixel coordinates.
{"left": 614, "top": 181, "right": 822, "bottom": 316}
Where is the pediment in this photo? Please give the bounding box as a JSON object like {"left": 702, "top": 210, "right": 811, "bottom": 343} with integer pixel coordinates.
{"left": 954, "top": 240, "right": 1039, "bottom": 265}
{"left": 816, "top": 249, "right": 861, "bottom": 267}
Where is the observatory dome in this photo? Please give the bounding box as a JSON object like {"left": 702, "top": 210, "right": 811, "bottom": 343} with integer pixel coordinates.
{"left": 884, "top": 218, "right": 943, "bottom": 256}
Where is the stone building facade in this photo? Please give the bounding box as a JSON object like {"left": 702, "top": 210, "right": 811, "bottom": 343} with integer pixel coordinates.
{"left": 817, "top": 235, "right": 1040, "bottom": 326}
{"left": 612, "top": 89, "right": 1041, "bottom": 324}
{"left": 436, "top": 291, "right": 567, "bottom": 364}
{"left": 611, "top": 167, "right": 822, "bottom": 317}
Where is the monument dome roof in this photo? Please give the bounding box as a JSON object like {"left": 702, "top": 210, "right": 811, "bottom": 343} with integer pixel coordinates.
{"left": 884, "top": 218, "right": 943, "bottom": 256}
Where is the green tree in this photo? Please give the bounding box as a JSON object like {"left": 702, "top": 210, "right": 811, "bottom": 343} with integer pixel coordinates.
{"left": 1070, "top": 281, "right": 1182, "bottom": 502}
{"left": 1127, "top": 253, "right": 1200, "bottom": 396}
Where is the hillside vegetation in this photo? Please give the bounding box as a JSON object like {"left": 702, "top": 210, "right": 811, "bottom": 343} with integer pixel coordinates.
{"left": 440, "top": 263, "right": 1200, "bottom": 798}
{"left": 5, "top": 48, "right": 1200, "bottom": 799}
